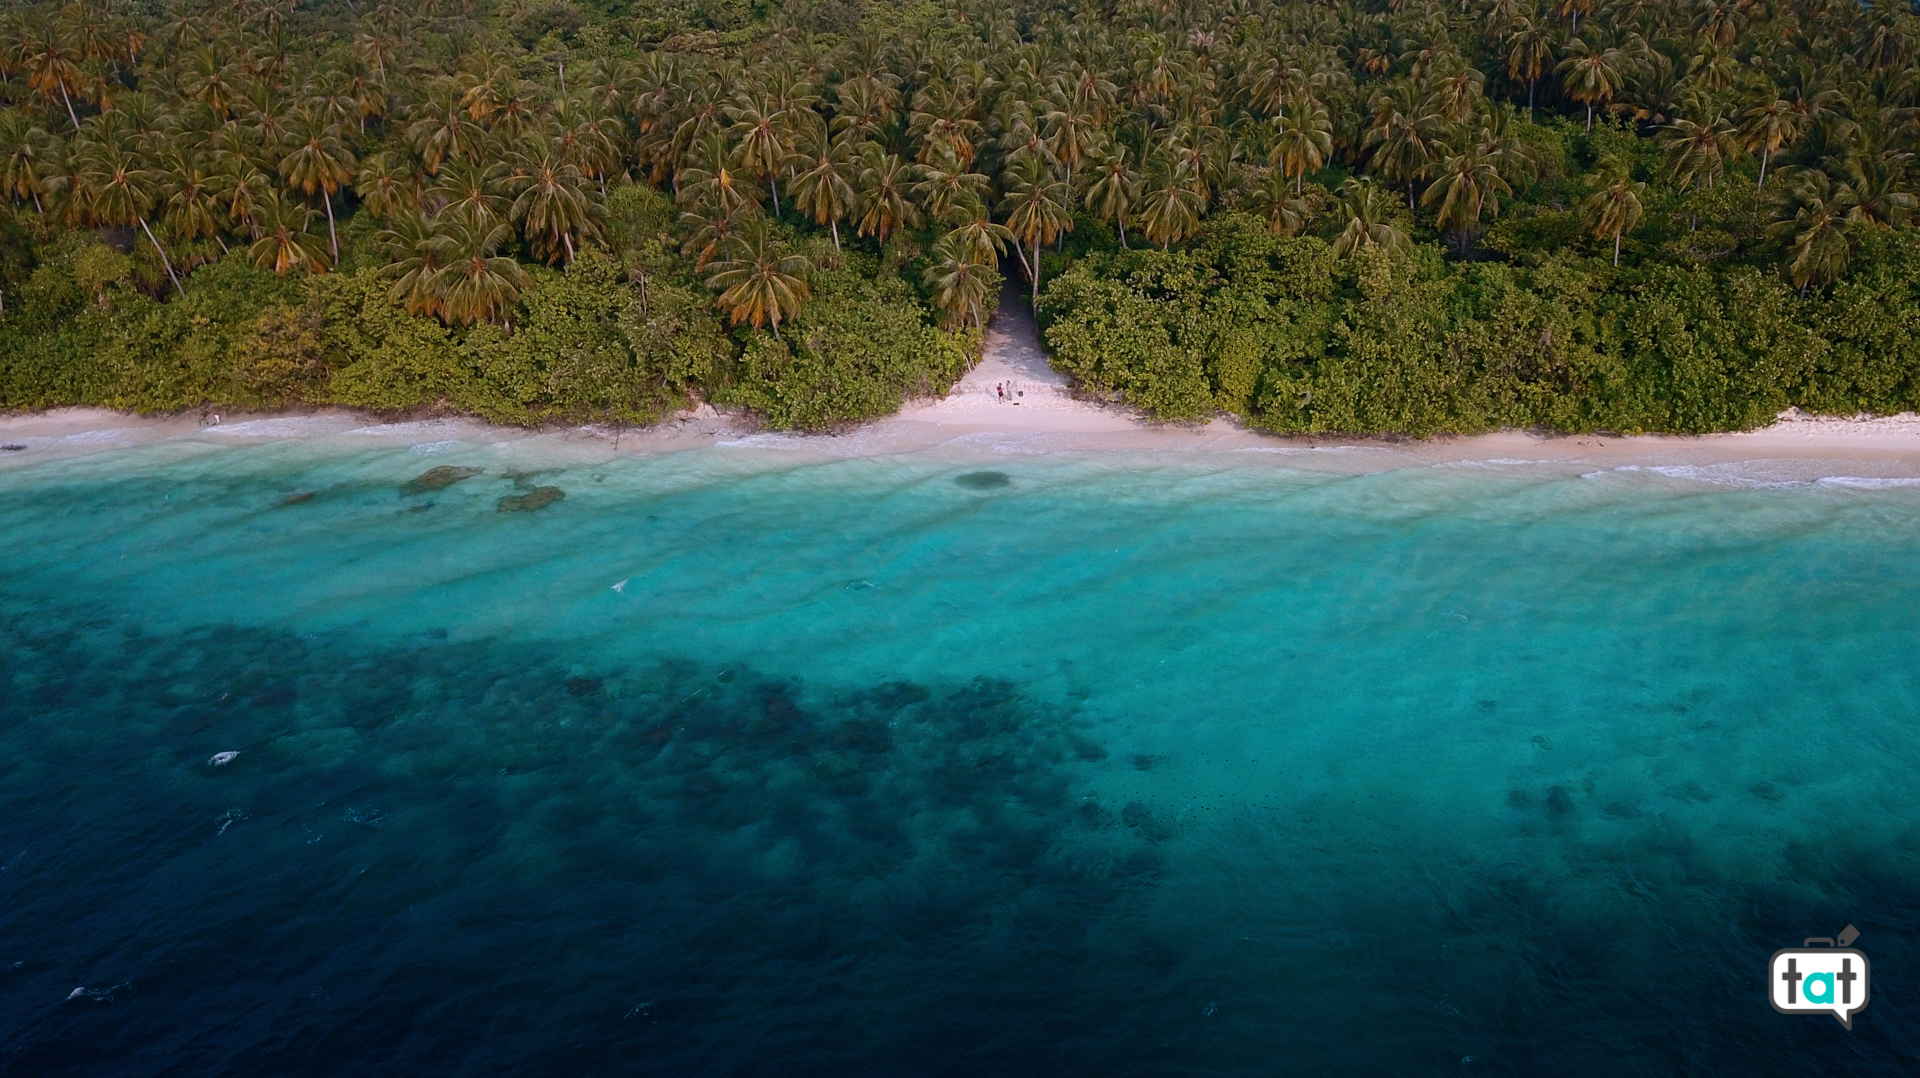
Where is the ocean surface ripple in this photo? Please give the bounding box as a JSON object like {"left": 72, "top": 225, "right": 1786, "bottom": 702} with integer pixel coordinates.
{"left": 1, "top": 438, "right": 1916, "bottom": 1077}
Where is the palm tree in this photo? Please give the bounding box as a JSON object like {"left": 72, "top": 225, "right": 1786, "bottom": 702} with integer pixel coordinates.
{"left": 921, "top": 236, "right": 993, "bottom": 331}
{"left": 427, "top": 218, "right": 529, "bottom": 326}
{"left": 998, "top": 155, "right": 1072, "bottom": 301}
{"left": 1330, "top": 179, "right": 1411, "bottom": 260}
{"left": 505, "top": 138, "right": 600, "bottom": 264}
{"left": 204, "top": 158, "right": 267, "bottom": 237}
{"left": 75, "top": 131, "right": 184, "bottom": 297}
{"left": 247, "top": 192, "right": 331, "bottom": 275}
{"left": 1247, "top": 168, "right": 1313, "bottom": 236}
{"left": 1770, "top": 172, "right": 1852, "bottom": 295}
{"left": 1835, "top": 152, "right": 1916, "bottom": 231}
{"left": 0, "top": 112, "right": 51, "bottom": 213}
{"left": 13, "top": 15, "right": 87, "bottom": 130}
{"left": 355, "top": 151, "right": 419, "bottom": 220}
{"left": 853, "top": 146, "right": 919, "bottom": 245}
{"left": 183, "top": 46, "right": 241, "bottom": 120}
{"left": 1661, "top": 110, "right": 1736, "bottom": 197}
{"left": 1737, "top": 91, "right": 1802, "bottom": 191}
{"left": 1135, "top": 156, "right": 1205, "bottom": 250}
{"left": 908, "top": 81, "right": 983, "bottom": 169}
{"left": 944, "top": 216, "right": 1016, "bottom": 266}
{"left": 679, "top": 205, "right": 756, "bottom": 271}
{"left": 429, "top": 159, "right": 510, "bottom": 227}
{"left": 379, "top": 210, "right": 441, "bottom": 316}
{"left": 1506, "top": 18, "right": 1555, "bottom": 120}
{"left": 240, "top": 82, "right": 293, "bottom": 162}
{"left": 998, "top": 105, "right": 1059, "bottom": 178}
{"left": 1041, "top": 98, "right": 1099, "bottom": 203}
{"left": 279, "top": 111, "right": 356, "bottom": 261}
{"left": 727, "top": 94, "right": 791, "bottom": 214}
{"left": 158, "top": 146, "right": 224, "bottom": 251}
{"left": 1422, "top": 142, "right": 1515, "bottom": 255}
{"left": 1557, "top": 37, "right": 1626, "bottom": 130}
{"left": 1271, "top": 98, "right": 1332, "bottom": 193}
{"left": 1581, "top": 155, "right": 1645, "bottom": 265}
{"left": 1084, "top": 145, "right": 1142, "bottom": 248}
{"left": 788, "top": 122, "right": 857, "bottom": 250}
{"left": 676, "top": 130, "right": 762, "bottom": 219}
{"left": 911, "top": 146, "right": 991, "bottom": 224}
{"left": 1365, "top": 82, "right": 1444, "bottom": 208}
{"left": 406, "top": 85, "right": 481, "bottom": 175}
{"left": 703, "top": 219, "right": 811, "bottom": 337}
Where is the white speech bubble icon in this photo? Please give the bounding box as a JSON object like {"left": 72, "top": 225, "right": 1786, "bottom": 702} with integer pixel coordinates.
{"left": 1770, "top": 947, "right": 1869, "bottom": 1029}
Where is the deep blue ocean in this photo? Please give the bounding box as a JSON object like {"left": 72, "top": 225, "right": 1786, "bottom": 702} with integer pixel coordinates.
{"left": 1, "top": 430, "right": 1917, "bottom": 1076}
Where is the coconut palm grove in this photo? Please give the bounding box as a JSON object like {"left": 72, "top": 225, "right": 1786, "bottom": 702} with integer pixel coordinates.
{"left": 4, "top": 0, "right": 1920, "bottom": 431}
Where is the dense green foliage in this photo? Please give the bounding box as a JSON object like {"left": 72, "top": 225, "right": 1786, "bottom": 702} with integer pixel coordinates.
{"left": 3, "top": 0, "right": 1920, "bottom": 432}
{"left": 1044, "top": 214, "right": 1920, "bottom": 433}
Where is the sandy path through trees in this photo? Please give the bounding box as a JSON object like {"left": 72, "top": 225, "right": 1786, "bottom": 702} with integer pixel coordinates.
{"left": 896, "top": 281, "right": 1139, "bottom": 431}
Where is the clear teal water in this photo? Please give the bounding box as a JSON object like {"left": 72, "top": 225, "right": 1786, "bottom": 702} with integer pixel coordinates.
{"left": 1, "top": 435, "right": 1915, "bottom": 1076}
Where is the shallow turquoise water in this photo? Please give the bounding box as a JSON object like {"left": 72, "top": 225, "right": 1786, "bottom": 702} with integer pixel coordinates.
{"left": 1, "top": 436, "right": 1916, "bottom": 1075}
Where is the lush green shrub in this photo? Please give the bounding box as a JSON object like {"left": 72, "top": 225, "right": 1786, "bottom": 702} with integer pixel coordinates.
{"left": 0, "top": 244, "right": 297, "bottom": 412}
{"left": 716, "top": 260, "right": 977, "bottom": 430}
{"left": 312, "top": 250, "right": 731, "bottom": 424}
{"left": 1040, "top": 213, "right": 1920, "bottom": 435}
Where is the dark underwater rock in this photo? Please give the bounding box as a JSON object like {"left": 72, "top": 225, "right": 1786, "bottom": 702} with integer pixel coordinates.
{"left": 280, "top": 491, "right": 315, "bottom": 506}
{"left": 498, "top": 486, "right": 564, "bottom": 512}
{"left": 401, "top": 466, "right": 483, "bottom": 495}
{"left": 1068, "top": 734, "right": 1108, "bottom": 761}
{"left": 954, "top": 470, "right": 1011, "bottom": 489}
{"left": 1121, "top": 800, "right": 1171, "bottom": 840}
{"left": 1544, "top": 785, "right": 1576, "bottom": 817}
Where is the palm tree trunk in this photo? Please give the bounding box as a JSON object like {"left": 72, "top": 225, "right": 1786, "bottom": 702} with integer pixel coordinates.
{"left": 1118, "top": 216, "right": 1127, "bottom": 249}
{"left": 1528, "top": 79, "right": 1535, "bottom": 122}
{"left": 563, "top": 232, "right": 575, "bottom": 264}
{"left": 830, "top": 219, "right": 840, "bottom": 251}
{"left": 58, "top": 80, "right": 81, "bottom": 131}
{"left": 139, "top": 217, "right": 186, "bottom": 299}
{"left": 1010, "top": 236, "right": 1034, "bottom": 283}
{"left": 769, "top": 177, "right": 780, "bottom": 216}
{"left": 1585, "top": 104, "right": 1592, "bottom": 131}
{"left": 323, "top": 189, "right": 338, "bottom": 261}
{"left": 1031, "top": 237, "right": 1041, "bottom": 304}
{"left": 1613, "top": 229, "right": 1621, "bottom": 266}
{"left": 1759, "top": 146, "right": 1771, "bottom": 188}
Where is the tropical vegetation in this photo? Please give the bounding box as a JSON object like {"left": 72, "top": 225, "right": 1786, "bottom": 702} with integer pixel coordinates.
{"left": 2, "top": 0, "right": 1919, "bottom": 433}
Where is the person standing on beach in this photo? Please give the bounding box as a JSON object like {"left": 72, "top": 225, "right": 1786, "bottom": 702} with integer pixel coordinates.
{"left": 997, "top": 383, "right": 1005, "bottom": 402}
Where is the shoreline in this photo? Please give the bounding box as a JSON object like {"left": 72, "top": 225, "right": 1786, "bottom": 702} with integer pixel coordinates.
{"left": 8, "top": 402, "right": 1920, "bottom": 483}
{"left": 10, "top": 290, "right": 1920, "bottom": 480}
